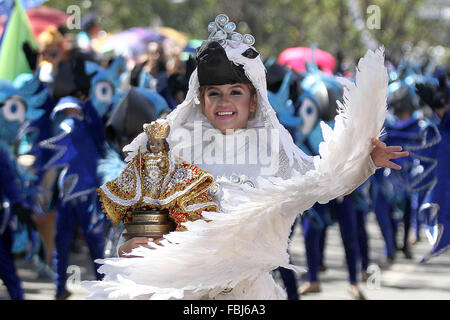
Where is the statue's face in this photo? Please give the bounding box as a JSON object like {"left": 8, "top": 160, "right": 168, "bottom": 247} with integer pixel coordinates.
{"left": 148, "top": 139, "right": 165, "bottom": 153}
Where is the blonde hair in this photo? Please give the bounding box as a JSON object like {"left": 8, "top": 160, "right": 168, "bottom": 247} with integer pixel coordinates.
{"left": 37, "top": 26, "right": 63, "bottom": 51}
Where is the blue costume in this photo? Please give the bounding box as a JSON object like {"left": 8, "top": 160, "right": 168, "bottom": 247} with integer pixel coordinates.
{"left": 40, "top": 88, "right": 107, "bottom": 298}
{"left": 0, "top": 144, "right": 26, "bottom": 300}
{"left": 13, "top": 72, "right": 56, "bottom": 214}
{"left": 371, "top": 86, "right": 418, "bottom": 262}
{"left": 0, "top": 78, "right": 46, "bottom": 299}
{"left": 371, "top": 69, "right": 441, "bottom": 263}
{"left": 420, "top": 109, "right": 450, "bottom": 260}
{"left": 12, "top": 72, "right": 60, "bottom": 279}
{"left": 84, "top": 56, "right": 127, "bottom": 121}
{"left": 414, "top": 75, "right": 450, "bottom": 261}
{"left": 299, "top": 134, "right": 365, "bottom": 286}
{"left": 291, "top": 58, "right": 369, "bottom": 293}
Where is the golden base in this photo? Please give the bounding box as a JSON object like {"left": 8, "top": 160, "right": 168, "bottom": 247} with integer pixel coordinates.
{"left": 123, "top": 231, "right": 167, "bottom": 241}
{"left": 125, "top": 223, "right": 173, "bottom": 235}
{"left": 124, "top": 208, "right": 175, "bottom": 240}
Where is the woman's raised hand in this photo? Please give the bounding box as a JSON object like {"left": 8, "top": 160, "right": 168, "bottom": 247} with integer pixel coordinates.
{"left": 370, "top": 138, "right": 409, "bottom": 170}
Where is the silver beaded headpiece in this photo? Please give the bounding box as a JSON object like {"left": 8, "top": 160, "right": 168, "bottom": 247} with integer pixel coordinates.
{"left": 207, "top": 14, "right": 255, "bottom": 49}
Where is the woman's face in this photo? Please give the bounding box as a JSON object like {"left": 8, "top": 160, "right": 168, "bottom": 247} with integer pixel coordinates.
{"left": 40, "top": 43, "right": 62, "bottom": 66}
{"left": 202, "top": 83, "right": 256, "bottom": 134}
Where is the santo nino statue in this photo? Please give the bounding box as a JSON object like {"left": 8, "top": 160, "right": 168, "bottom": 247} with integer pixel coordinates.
{"left": 97, "top": 119, "right": 218, "bottom": 239}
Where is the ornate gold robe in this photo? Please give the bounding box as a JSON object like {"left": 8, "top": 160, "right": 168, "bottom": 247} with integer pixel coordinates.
{"left": 97, "top": 151, "right": 218, "bottom": 231}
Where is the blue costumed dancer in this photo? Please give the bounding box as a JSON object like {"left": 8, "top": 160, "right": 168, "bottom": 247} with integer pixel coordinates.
{"left": 372, "top": 67, "right": 441, "bottom": 265}
{"left": 84, "top": 56, "right": 127, "bottom": 122}
{"left": 0, "top": 78, "right": 45, "bottom": 299}
{"left": 291, "top": 57, "right": 368, "bottom": 299}
{"left": 414, "top": 74, "right": 450, "bottom": 262}
{"left": 13, "top": 71, "right": 58, "bottom": 278}
{"left": 39, "top": 58, "right": 107, "bottom": 299}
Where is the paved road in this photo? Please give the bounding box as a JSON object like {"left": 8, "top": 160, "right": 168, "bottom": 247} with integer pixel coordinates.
{"left": 284, "top": 213, "right": 450, "bottom": 300}
{"left": 1, "top": 213, "right": 449, "bottom": 300}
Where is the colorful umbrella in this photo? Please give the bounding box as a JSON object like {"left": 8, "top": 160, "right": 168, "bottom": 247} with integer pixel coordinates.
{"left": 155, "top": 26, "right": 189, "bottom": 48}
{"left": 278, "top": 46, "right": 337, "bottom": 75}
{"left": 26, "top": 5, "right": 69, "bottom": 37}
{"left": 101, "top": 27, "right": 165, "bottom": 58}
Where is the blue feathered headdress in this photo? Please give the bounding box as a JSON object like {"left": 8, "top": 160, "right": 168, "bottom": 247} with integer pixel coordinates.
{"left": 0, "top": 75, "right": 47, "bottom": 144}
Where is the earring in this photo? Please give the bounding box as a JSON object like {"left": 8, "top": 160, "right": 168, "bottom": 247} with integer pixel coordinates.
{"left": 250, "top": 96, "right": 257, "bottom": 112}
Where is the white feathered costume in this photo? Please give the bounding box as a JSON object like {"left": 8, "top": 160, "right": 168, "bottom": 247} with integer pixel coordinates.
{"left": 83, "top": 16, "right": 388, "bottom": 300}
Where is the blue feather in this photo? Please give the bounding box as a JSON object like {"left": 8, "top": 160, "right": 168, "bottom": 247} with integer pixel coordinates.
{"left": 97, "top": 144, "right": 126, "bottom": 185}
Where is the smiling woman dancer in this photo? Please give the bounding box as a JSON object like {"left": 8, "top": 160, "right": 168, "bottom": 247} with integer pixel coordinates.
{"left": 84, "top": 14, "right": 408, "bottom": 300}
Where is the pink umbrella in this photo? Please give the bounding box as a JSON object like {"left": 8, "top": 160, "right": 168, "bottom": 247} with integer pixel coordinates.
{"left": 26, "top": 6, "right": 69, "bottom": 38}
{"left": 277, "top": 46, "right": 337, "bottom": 75}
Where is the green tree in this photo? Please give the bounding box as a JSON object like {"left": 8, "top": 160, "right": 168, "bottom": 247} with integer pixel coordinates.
{"left": 43, "top": 0, "right": 448, "bottom": 67}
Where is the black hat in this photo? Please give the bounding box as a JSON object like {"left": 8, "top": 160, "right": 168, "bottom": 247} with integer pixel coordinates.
{"left": 388, "top": 85, "right": 418, "bottom": 115}
{"left": 52, "top": 58, "right": 96, "bottom": 101}
{"left": 196, "top": 41, "right": 251, "bottom": 86}
{"left": 415, "top": 75, "right": 449, "bottom": 110}
{"left": 266, "top": 61, "right": 302, "bottom": 103}
{"left": 105, "top": 87, "right": 157, "bottom": 143}
{"left": 81, "top": 11, "right": 99, "bottom": 32}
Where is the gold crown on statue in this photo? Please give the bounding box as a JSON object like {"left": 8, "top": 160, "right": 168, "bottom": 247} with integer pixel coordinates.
{"left": 145, "top": 120, "right": 170, "bottom": 140}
